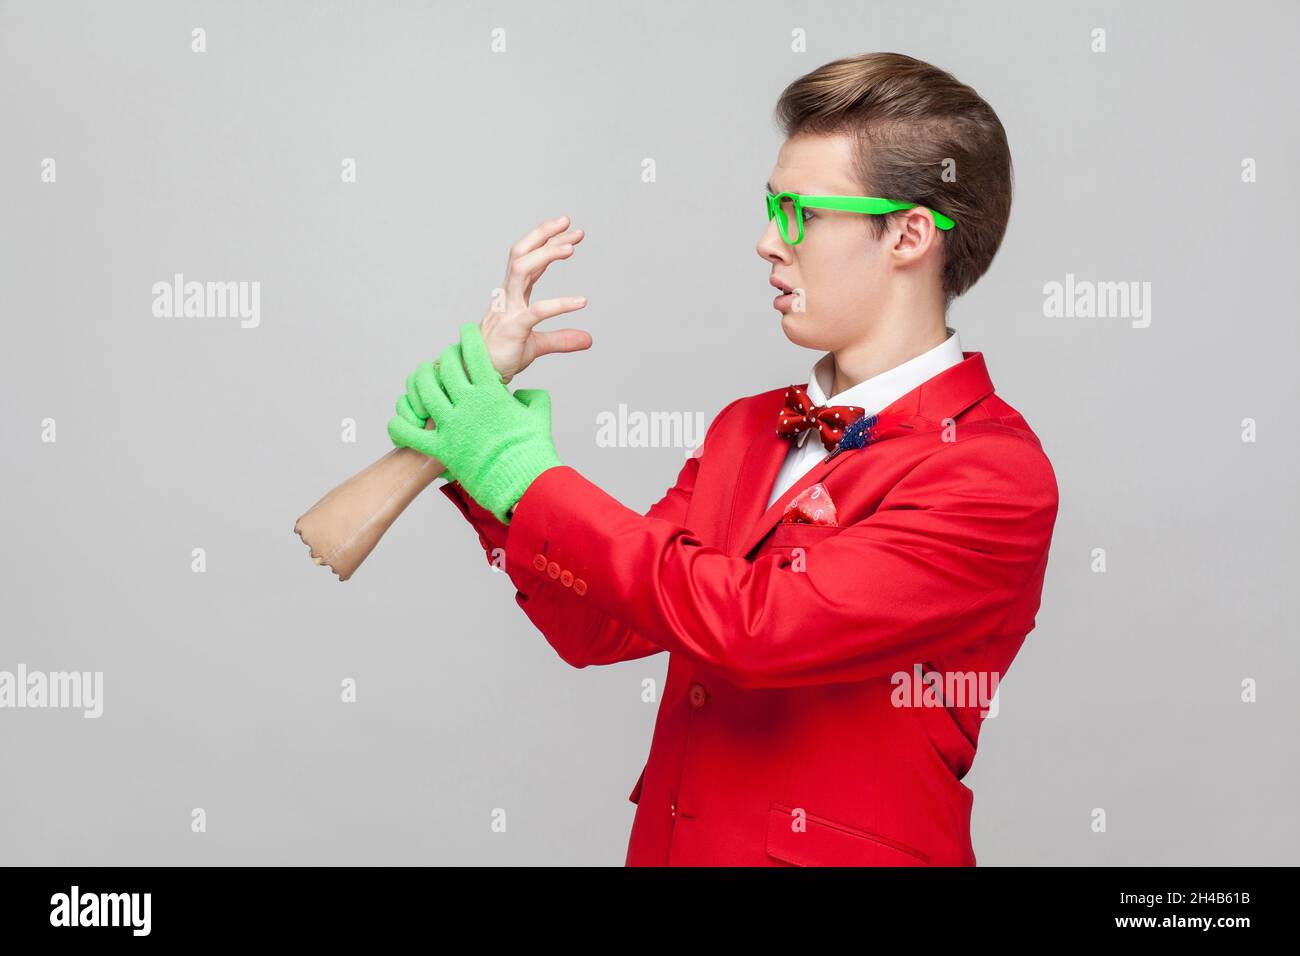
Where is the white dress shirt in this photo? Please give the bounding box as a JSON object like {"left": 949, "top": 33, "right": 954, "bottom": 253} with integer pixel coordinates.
{"left": 766, "top": 327, "right": 965, "bottom": 509}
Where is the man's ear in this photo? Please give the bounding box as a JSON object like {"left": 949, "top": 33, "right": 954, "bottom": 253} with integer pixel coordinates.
{"left": 891, "top": 207, "right": 941, "bottom": 260}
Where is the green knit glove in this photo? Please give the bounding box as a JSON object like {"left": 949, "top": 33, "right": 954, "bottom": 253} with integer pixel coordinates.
{"left": 387, "top": 322, "right": 563, "bottom": 523}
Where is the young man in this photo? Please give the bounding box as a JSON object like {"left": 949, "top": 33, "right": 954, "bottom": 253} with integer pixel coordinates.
{"left": 389, "top": 53, "right": 1058, "bottom": 866}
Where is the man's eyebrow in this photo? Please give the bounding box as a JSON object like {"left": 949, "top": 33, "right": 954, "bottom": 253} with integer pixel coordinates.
{"left": 766, "top": 181, "right": 821, "bottom": 194}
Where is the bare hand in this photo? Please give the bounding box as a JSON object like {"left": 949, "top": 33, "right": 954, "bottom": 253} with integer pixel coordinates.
{"left": 479, "top": 215, "right": 592, "bottom": 385}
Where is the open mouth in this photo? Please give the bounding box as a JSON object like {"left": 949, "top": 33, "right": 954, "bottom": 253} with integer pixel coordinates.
{"left": 771, "top": 277, "right": 798, "bottom": 312}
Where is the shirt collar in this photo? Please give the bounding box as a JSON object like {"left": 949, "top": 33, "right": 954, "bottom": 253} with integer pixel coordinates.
{"left": 795, "top": 327, "right": 964, "bottom": 448}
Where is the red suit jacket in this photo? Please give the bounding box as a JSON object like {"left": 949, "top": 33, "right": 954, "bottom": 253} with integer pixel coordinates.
{"left": 439, "top": 350, "right": 1059, "bottom": 866}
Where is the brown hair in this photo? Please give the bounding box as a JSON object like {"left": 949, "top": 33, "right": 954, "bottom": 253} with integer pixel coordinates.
{"left": 774, "top": 52, "right": 1013, "bottom": 302}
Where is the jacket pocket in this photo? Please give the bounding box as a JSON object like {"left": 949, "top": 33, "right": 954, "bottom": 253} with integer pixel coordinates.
{"left": 761, "top": 522, "right": 845, "bottom": 551}
{"left": 765, "top": 801, "right": 931, "bottom": 866}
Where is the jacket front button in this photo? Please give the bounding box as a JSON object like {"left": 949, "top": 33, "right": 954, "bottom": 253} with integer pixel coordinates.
{"left": 560, "top": 569, "right": 574, "bottom": 587}
{"left": 688, "top": 682, "right": 707, "bottom": 708}
{"left": 532, "top": 553, "right": 547, "bottom": 572}
{"left": 670, "top": 801, "right": 677, "bottom": 817}
{"left": 573, "top": 578, "right": 587, "bottom": 596}
{"left": 547, "top": 561, "right": 561, "bottom": 579}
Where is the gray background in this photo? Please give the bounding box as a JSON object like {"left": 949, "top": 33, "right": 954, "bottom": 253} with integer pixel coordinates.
{"left": 2, "top": 0, "right": 1296, "bottom": 866}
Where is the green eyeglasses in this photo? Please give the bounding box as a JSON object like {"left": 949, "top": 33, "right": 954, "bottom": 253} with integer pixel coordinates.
{"left": 765, "top": 190, "right": 956, "bottom": 245}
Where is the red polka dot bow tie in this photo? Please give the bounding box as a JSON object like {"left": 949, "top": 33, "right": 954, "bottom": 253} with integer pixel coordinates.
{"left": 776, "top": 385, "right": 866, "bottom": 451}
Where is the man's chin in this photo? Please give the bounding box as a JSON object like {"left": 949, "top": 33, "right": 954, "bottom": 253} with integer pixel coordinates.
{"left": 779, "top": 310, "right": 823, "bottom": 349}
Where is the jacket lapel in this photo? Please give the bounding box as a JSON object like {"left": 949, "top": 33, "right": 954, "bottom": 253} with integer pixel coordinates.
{"left": 729, "top": 351, "right": 996, "bottom": 559}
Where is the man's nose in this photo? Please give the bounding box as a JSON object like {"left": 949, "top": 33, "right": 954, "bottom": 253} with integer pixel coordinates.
{"left": 756, "top": 220, "right": 792, "bottom": 263}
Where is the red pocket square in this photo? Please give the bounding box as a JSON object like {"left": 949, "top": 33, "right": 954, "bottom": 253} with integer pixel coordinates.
{"left": 781, "top": 482, "right": 839, "bottom": 526}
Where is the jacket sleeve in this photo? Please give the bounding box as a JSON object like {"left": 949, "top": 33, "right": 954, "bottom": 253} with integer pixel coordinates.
{"left": 502, "top": 432, "right": 1060, "bottom": 688}
{"left": 439, "top": 397, "right": 744, "bottom": 668}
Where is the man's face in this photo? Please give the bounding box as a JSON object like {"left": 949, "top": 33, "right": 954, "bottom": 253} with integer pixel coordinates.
{"left": 757, "top": 132, "right": 894, "bottom": 352}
